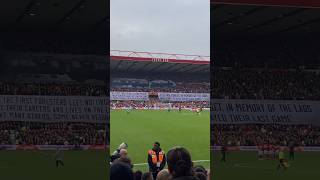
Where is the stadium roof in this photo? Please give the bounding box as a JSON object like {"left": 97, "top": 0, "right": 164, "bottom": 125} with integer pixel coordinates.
{"left": 0, "top": 0, "right": 108, "bottom": 34}
{"left": 0, "top": 0, "right": 108, "bottom": 54}
{"left": 212, "top": 3, "right": 320, "bottom": 41}
{"left": 110, "top": 50, "right": 210, "bottom": 74}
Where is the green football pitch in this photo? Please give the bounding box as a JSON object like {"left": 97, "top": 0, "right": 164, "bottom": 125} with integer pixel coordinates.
{"left": 0, "top": 150, "right": 108, "bottom": 180}
{"left": 211, "top": 151, "right": 320, "bottom": 180}
{"left": 110, "top": 109, "right": 210, "bottom": 172}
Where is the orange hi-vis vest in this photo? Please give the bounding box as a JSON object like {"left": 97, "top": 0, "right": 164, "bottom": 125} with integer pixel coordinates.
{"left": 148, "top": 150, "right": 164, "bottom": 164}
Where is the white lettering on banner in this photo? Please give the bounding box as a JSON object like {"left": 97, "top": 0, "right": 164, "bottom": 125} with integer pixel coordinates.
{"left": 211, "top": 99, "right": 319, "bottom": 125}
{"left": 110, "top": 92, "right": 149, "bottom": 101}
{"left": 0, "top": 95, "right": 108, "bottom": 123}
{"left": 158, "top": 93, "right": 210, "bottom": 102}
{"left": 151, "top": 58, "right": 169, "bottom": 62}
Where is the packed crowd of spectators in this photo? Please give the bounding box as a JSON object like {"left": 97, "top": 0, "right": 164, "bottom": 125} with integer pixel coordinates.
{"left": 111, "top": 146, "right": 210, "bottom": 180}
{"left": 111, "top": 101, "right": 209, "bottom": 110}
{"left": 0, "top": 121, "right": 107, "bottom": 145}
{"left": 212, "top": 68, "right": 320, "bottom": 100}
{"left": 212, "top": 124, "right": 320, "bottom": 147}
{"left": 0, "top": 82, "right": 107, "bottom": 96}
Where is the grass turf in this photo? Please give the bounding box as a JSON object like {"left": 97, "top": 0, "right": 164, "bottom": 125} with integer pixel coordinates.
{"left": 212, "top": 151, "right": 320, "bottom": 180}
{"left": 0, "top": 150, "right": 108, "bottom": 180}
{"left": 110, "top": 109, "right": 210, "bottom": 172}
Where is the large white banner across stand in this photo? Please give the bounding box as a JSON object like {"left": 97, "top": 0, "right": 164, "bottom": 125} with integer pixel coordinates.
{"left": 0, "top": 95, "right": 108, "bottom": 123}
{"left": 158, "top": 93, "right": 210, "bottom": 102}
{"left": 110, "top": 91, "right": 149, "bottom": 101}
{"left": 211, "top": 99, "right": 320, "bottom": 125}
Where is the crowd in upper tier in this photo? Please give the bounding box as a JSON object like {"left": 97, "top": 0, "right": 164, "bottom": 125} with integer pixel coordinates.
{"left": 111, "top": 77, "right": 210, "bottom": 93}
{"left": 0, "top": 79, "right": 210, "bottom": 96}
{"left": 212, "top": 68, "right": 320, "bottom": 100}
{"left": 0, "top": 121, "right": 107, "bottom": 145}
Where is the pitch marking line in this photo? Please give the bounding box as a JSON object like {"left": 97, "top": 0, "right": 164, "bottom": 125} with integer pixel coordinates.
{"left": 134, "top": 160, "right": 210, "bottom": 166}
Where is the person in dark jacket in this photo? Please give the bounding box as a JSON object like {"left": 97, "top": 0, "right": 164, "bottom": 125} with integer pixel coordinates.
{"left": 110, "top": 162, "right": 134, "bottom": 180}
{"left": 134, "top": 171, "right": 142, "bottom": 180}
{"left": 142, "top": 172, "right": 154, "bottom": 180}
{"left": 113, "top": 156, "right": 133, "bottom": 169}
{"left": 148, "top": 142, "right": 166, "bottom": 179}
{"left": 167, "top": 146, "right": 199, "bottom": 180}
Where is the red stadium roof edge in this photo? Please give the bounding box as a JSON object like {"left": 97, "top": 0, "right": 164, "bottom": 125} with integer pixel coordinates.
{"left": 110, "top": 50, "right": 210, "bottom": 65}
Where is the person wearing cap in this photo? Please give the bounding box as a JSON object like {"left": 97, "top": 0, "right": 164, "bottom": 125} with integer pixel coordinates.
{"left": 147, "top": 142, "right": 166, "bottom": 179}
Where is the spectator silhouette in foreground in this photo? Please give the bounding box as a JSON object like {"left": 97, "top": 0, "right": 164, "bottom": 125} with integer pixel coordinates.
{"left": 142, "top": 172, "right": 154, "bottom": 180}
{"left": 134, "top": 170, "right": 143, "bottom": 180}
{"left": 166, "top": 146, "right": 199, "bottom": 180}
{"left": 193, "top": 165, "right": 208, "bottom": 180}
{"left": 110, "top": 162, "right": 134, "bottom": 180}
{"left": 113, "top": 156, "right": 133, "bottom": 169}
{"left": 194, "top": 172, "right": 206, "bottom": 180}
{"left": 156, "top": 169, "right": 172, "bottom": 180}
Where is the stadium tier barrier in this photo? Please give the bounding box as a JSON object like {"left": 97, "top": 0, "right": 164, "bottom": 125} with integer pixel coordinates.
{"left": 211, "top": 146, "right": 320, "bottom": 152}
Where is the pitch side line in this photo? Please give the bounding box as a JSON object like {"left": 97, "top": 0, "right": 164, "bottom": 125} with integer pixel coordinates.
{"left": 133, "top": 160, "right": 210, "bottom": 166}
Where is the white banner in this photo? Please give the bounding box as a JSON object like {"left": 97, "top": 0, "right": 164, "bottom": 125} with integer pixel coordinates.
{"left": 158, "top": 93, "right": 210, "bottom": 102}
{"left": 211, "top": 99, "right": 320, "bottom": 125}
{"left": 110, "top": 91, "right": 149, "bottom": 101}
{"left": 0, "top": 95, "right": 108, "bottom": 123}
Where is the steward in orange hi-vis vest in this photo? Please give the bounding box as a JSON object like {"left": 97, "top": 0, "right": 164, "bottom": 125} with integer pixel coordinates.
{"left": 148, "top": 142, "right": 166, "bottom": 179}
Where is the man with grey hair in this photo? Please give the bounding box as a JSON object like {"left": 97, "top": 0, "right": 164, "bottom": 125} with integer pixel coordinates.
{"left": 119, "top": 149, "right": 128, "bottom": 158}
{"left": 111, "top": 142, "right": 128, "bottom": 162}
